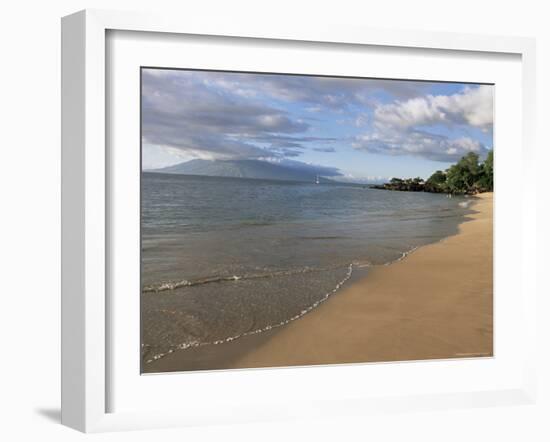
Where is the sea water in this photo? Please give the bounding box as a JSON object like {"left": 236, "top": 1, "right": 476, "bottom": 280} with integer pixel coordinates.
{"left": 141, "top": 172, "right": 472, "bottom": 363}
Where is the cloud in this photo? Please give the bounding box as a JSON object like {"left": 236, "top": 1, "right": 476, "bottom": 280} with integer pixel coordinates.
{"left": 373, "top": 85, "right": 493, "bottom": 131}
{"left": 142, "top": 70, "right": 311, "bottom": 160}
{"left": 267, "top": 158, "right": 342, "bottom": 177}
{"left": 332, "top": 175, "right": 388, "bottom": 184}
{"left": 313, "top": 147, "right": 336, "bottom": 153}
{"left": 210, "top": 74, "right": 362, "bottom": 110}
{"left": 243, "top": 76, "right": 436, "bottom": 109}
{"left": 353, "top": 129, "right": 487, "bottom": 162}
{"left": 251, "top": 134, "right": 337, "bottom": 148}
{"left": 142, "top": 69, "right": 492, "bottom": 167}
{"left": 182, "top": 70, "right": 438, "bottom": 112}
{"left": 352, "top": 85, "right": 493, "bottom": 162}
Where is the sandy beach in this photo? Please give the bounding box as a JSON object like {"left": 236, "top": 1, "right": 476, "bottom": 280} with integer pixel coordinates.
{"left": 145, "top": 192, "right": 493, "bottom": 373}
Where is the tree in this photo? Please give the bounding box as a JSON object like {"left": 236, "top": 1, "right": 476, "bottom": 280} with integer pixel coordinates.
{"left": 390, "top": 177, "right": 404, "bottom": 185}
{"left": 445, "top": 152, "right": 482, "bottom": 194}
{"left": 374, "top": 150, "right": 494, "bottom": 195}
{"left": 477, "top": 150, "right": 493, "bottom": 191}
{"left": 410, "top": 177, "right": 424, "bottom": 191}
{"left": 425, "top": 170, "right": 447, "bottom": 193}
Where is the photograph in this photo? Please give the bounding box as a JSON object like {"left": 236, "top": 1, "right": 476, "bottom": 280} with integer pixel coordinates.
{"left": 140, "top": 68, "right": 494, "bottom": 373}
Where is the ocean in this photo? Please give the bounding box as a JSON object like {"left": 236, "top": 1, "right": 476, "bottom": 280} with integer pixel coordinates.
{"left": 141, "top": 172, "right": 472, "bottom": 365}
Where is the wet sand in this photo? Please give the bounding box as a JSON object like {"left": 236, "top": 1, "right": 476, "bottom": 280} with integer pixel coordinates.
{"left": 145, "top": 193, "right": 493, "bottom": 373}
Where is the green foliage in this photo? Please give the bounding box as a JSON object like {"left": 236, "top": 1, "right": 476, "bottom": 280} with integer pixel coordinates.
{"left": 480, "top": 150, "right": 493, "bottom": 190}
{"left": 445, "top": 152, "right": 482, "bottom": 194}
{"left": 374, "top": 150, "right": 493, "bottom": 195}
{"left": 425, "top": 170, "right": 447, "bottom": 193}
{"left": 390, "top": 177, "right": 404, "bottom": 185}
{"left": 382, "top": 176, "right": 424, "bottom": 191}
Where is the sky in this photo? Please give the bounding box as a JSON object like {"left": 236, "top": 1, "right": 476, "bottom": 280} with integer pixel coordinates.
{"left": 141, "top": 68, "right": 494, "bottom": 182}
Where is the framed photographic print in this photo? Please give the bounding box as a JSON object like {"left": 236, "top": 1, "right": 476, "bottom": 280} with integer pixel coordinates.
{"left": 61, "top": 9, "right": 537, "bottom": 432}
{"left": 140, "top": 68, "right": 495, "bottom": 374}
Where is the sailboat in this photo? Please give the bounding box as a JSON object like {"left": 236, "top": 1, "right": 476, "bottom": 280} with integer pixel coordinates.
{"left": 315, "top": 175, "right": 320, "bottom": 184}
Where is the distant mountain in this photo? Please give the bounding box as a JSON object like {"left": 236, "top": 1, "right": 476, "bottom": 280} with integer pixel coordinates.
{"left": 148, "top": 159, "right": 337, "bottom": 183}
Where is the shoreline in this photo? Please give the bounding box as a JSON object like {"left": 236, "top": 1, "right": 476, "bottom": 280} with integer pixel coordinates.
{"left": 144, "top": 193, "right": 493, "bottom": 373}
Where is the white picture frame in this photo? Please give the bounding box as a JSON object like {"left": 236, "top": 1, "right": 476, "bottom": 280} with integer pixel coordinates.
{"left": 61, "top": 9, "right": 537, "bottom": 433}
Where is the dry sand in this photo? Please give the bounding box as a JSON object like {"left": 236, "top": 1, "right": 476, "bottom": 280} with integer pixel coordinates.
{"left": 145, "top": 193, "right": 493, "bottom": 373}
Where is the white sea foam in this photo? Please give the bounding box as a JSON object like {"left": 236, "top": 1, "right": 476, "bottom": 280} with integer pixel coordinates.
{"left": 144, "top": 243, "right": 431, "bottom": 364}
{"left": 143, "top": 265, "right": 350, "bottom": 294}
{"left": 383, "top": 245, "right": 420, "bottom": 266}
{"left": 144, "top": 263, "right": 355, "bottom": 364}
